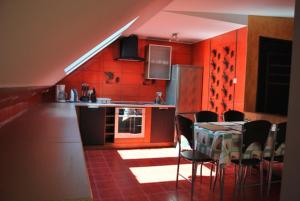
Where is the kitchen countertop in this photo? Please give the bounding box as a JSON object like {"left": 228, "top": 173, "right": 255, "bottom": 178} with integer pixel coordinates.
{"left": 75, "top": 101, "right": 176, "bottom": 108}
{"left": 0, "top": 103, "right": 92, "bottom": 201}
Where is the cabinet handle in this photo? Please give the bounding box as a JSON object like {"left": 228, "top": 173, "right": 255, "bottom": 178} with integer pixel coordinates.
{"left": 158, "top": 107, "right": 169, "bottom": 110}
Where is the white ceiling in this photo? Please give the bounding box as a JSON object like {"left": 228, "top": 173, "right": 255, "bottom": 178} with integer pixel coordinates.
{"left": 166, "top": 0, "right": 295, "bottom": 17}
{"left": 134, "top": 11, "right": 246, "bottom": 43}
{"left": 134, "top": 0, "right": 295, "bottom": 43}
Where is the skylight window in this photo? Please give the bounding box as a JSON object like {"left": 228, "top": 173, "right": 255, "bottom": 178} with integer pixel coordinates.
{"left": 64, "top": 17, "right": 139, "bottom": 75}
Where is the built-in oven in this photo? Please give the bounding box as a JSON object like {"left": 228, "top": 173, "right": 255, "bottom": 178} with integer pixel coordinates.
{"left": 115, "top": 107, "right": 145, "bottom": 138}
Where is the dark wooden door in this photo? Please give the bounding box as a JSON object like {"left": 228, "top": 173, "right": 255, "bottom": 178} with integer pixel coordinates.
{"left": 78, "top": 107, "right": 105, "bottom": 145}
{"left": 150, "top": 108, "right": 175, "bottom": 143}
{"left": 256, "top": 37, "right": 292, "bottom": 115}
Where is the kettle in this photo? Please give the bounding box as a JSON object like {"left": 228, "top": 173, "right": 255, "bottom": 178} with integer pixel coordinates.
{"left": 69, "top": 89, "right": 78, "bottom": 102}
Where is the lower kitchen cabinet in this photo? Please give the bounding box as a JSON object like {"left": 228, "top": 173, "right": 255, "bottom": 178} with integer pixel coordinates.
{"left": 77, "top": 106, "right": 105, "bottom": 145}
{"left": 76, "top": 105, "right": 176, "bottom": 146}
{"left": 150, "top": 107, "right": 176, "bottom": 143}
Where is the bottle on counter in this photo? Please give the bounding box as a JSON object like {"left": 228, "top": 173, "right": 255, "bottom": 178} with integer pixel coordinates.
{"left": 90, "top": 88, "right": 97, "bottom": 103}
{"left": 154, "top": 91, "right": 164, "bottom": 104}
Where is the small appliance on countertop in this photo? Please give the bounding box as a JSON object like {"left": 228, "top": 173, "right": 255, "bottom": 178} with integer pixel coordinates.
{"left": 69, "top": 88, "right": 79, "bottom": 102}
{"left": 56, "top": 84, "right": 66, "bottom": 102}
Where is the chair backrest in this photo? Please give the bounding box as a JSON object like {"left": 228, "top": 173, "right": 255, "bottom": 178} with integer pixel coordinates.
{"left": 275, "top": 122, "right": 287, "bottom": 150}
{"left": 223, "top": 110, "right": 245, "bottom": 122}
{"left": 242, "top": 120, "right": 272, "bottom": 153}
{"left": 194, "top": 111, "right": 218, "bottom": 122}
{"left": 175, "top": 115, "right": 194, "bottom": 148}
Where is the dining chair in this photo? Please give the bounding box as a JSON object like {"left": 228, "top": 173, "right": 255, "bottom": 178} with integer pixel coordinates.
{"left": 223, "top": 110, "right": 245, "bottom": 122}
{"left": 231, "top": 120, "right": 272, "bottom": 197}
{"left": 175, "top": 115, "right": 213, "bottom": 200}
{"left": 194, "top": 111, "right": 218, "bottom": 122}
{"left": 194, "top": 110, "right": 219, "bottom": 190}
{"left": 265, "top": 122, "right": 287, "bottom": 196}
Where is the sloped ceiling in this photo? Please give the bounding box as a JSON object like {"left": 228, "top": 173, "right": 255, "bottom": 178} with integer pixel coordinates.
{"left": 0, "top": 0, "right": 295, "bottom": 87}
{"left": 134, "top": 0, "right": 295, "bottom": 43}
{"left": 0, "top": 0, "right": 171, "bottom": 87}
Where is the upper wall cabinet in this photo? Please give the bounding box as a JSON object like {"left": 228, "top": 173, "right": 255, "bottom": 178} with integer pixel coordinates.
{"left": 144, "top": 44, "right": 172, "bottom": 80}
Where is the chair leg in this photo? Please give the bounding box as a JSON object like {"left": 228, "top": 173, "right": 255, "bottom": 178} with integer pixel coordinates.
{"left": 191, "top": 161, "right": 197, "bottom": 200}
{"left": 220, "top": 167, "right": 225, "bottom": 201}
{"left": 234, "top": 164, "right": 238, "bottom": 185}
{"left": 176, "top": 155, "right": 181, "bottom": 188}
{"left": 200, "top": 163, "right": 203, "bottom": 183}
{"left": 233, "top": 165, "right": 239, "bottom": 199}
{"left": 267, "top": 160, "right": 273, "bottom": 197}
{"left": 249, "top": 166, "right": 252, "bottom": 176}
{"left": 242, "top": 166, "right": 248, "bottom": 189}
{"left": 213, "top": 161, "right": 219, "bottom": 191}
{"left": 237, "top": 164, "right": 243, "bottom": 192}
{"left": 260, "top": 162, "right": 264, "bottom": 198}
{"left": 209, "top": 162, "right": 214, "bottom": 189}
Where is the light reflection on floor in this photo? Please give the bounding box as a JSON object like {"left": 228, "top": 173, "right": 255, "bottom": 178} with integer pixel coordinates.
{"left": 129, "top": 163, "right": 216, "bottom": 183}
{"left": 118, "top": 148, "right": 215, "bottom": 183}
{"left": 117, "top": 147, "right": 178, "bottom": 159}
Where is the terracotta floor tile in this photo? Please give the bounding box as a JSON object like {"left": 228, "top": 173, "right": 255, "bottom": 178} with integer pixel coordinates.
{"left": 100, "top": 197, "right": 125, "bottom": 201}
{"left": 84, "top": 148, "right": 281, "bottom": 201}
{"left": 123, "top": 193, "right": 150, "bottom": 201}
{"left": 118, "top": 185, "right": 144, "bottom": 197}
{"left": 147, "top": 192, "right": 176, "bottom": 201}
{"left": 141, "top": 183, "right": 166, "bottom": 194}
{"left": 95, "top": 179, "right": 118, "bottom": 190}
{"left": 98, "top": 188, "right": 123, "bottom": 200}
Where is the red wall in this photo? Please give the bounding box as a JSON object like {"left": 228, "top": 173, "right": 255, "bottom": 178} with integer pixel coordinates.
{"left": 59, "top": 39, "right": 192, "bottom": 101}
{"left": 192, "top": 27, "right": 248, "bottom": 114}
{"left": 0, "top": 88, "right": 52, "bottom": 127}
{"left": 1, "top": 30, "right": 247, "bottom": 127}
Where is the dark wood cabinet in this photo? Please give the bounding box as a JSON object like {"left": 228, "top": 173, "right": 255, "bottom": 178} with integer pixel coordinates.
{"left": 150, "top": 107, "right": 175, "bottom": 143}
{"left": 78, "top": 106, "right": 106, "bottom": 145}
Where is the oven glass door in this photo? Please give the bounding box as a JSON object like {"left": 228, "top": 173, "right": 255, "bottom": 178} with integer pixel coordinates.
{"left": 115, "top": 108, "right": 145, "bottom": 138}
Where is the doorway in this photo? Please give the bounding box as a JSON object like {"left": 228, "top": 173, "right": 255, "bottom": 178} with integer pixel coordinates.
{"left": 256, "top": 36, "right": 292, "bottom": 115}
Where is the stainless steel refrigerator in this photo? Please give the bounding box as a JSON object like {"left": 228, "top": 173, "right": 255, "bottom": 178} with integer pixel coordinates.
{"left": 166, "top": 64, "right": 203, "bottom": 114}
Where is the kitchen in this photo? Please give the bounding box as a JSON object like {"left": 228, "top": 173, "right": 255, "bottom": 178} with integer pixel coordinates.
{"left": 0, "top": 1, "right": 299, "bottom": 201}
{"left": 59, "top": 34, "right": 207, "bottom": 148}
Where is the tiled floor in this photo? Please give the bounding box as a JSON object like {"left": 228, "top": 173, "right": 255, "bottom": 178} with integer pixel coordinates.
{"left": 85, "top": 148, "right": 281, "bottom": 201}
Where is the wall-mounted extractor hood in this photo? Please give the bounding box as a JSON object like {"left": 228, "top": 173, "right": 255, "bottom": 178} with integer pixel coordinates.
{"left": 116, "top": 35, "right": 144, "bottom": 61}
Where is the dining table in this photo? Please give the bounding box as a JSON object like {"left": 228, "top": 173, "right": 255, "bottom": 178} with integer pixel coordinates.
{"left": 193, "top": 121, "right": 285, "bottom": 200}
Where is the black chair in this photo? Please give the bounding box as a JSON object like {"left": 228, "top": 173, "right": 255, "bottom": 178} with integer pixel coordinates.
{"left": 175, "top": 115, "right": 213, "bottom": 200}
{"left": 231, "top": 120, "right": 272, "bottom": 196}
{"left": 194, "top": 111, "right": 218, "bottom": 122}
{"left": 265, "top": 122, "right": 287, "bottom": 196}
{"left": 223, "top": 110, "right": 245, "bottom": 122}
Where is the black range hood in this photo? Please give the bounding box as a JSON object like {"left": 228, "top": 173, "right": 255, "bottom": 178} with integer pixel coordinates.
{"left": 116, "top": 35, "right": 144, "bottom": 62}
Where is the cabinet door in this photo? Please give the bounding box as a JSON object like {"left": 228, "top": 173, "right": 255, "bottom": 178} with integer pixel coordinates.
{"left": 145, "top": 45, "right": 172, "bottom": 80}
{"left": 78, "top": 107, "right": 105, "bottom": 145}
{"left": 150, "top": 108, "right": 175, "bottom": 143}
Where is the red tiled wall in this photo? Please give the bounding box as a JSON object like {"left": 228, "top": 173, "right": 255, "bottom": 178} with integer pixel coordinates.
{"left": 192, "top": 27, "right": 248, "bottom": 114}
{"left": 192, "top": 40, "right": 211, "bottom": 110}
{"left": 59, "top": 39, "right": 192, "bottom": 101}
